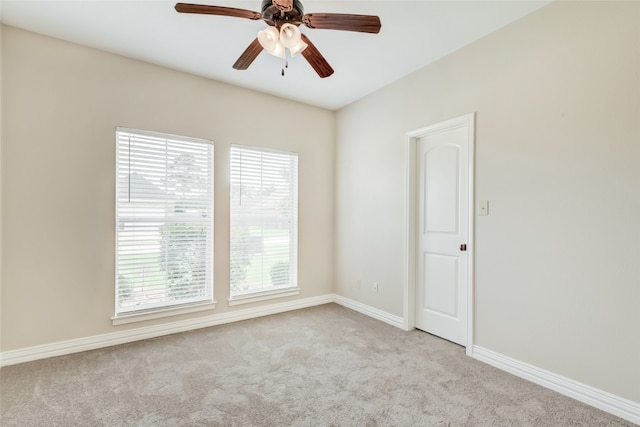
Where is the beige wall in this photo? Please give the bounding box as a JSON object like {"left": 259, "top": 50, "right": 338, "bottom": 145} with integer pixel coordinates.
{"left": 0, "top": 26, "right": 335, "bottom": 350}
{"left": 335, "top": 1, "right": 639, "bottom": 402}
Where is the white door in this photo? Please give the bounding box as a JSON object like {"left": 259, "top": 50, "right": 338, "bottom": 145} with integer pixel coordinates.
{"left": 415, "top": 119, "right": 470, "bottom": 346}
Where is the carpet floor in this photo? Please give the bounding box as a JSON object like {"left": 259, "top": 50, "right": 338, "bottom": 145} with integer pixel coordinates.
{"left": 0, "top": 303, "right": 635, "bottom": 426}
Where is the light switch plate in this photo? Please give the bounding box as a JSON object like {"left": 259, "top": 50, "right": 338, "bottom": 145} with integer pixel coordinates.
{"left": 479, "top": 200, "right": 489, "bottom": 216}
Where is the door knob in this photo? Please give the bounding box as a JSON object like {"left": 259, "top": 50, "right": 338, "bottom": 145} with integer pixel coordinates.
{"left": 460, "top": 244, "right": 467, "bottom": 251}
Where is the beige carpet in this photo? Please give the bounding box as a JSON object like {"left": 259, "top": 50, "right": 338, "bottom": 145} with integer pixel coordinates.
{"left": 0, "top": 304, "right": 634, "bottom": 426}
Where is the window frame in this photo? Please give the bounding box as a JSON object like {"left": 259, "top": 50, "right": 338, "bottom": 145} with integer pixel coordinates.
{"left": 113, "top": 127, "right": 215, "bottom": 324}
{"left": 228, "top": 144, "right": 299, "bottom": 305}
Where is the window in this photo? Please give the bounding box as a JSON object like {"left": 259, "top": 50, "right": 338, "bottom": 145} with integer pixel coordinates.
{"left": 115, "top": 128, "right": 214, "bottom": 320}
{"left": 230, "top": 145, "right": 298, "bottom": 301}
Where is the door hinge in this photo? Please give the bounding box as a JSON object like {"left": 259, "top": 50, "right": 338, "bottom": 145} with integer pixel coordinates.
{"left": 460, "top": 244, "right": 467, "bottom": 251}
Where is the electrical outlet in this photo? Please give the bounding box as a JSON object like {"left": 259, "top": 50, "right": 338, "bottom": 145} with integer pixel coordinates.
{"left": 372, "top": 282, "right": 378, "bottom": 293}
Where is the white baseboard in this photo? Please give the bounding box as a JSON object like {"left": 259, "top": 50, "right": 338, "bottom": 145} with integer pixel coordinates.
{"left": 0, "top": 294, "right": 406, "bottom": 367}
{"left": 332, "top": 294, "right": 406, "bottom": 330}
{"left": 470, "top": 345, "right": 640, "bottom": 425}
{"left": 0, "top": 294, "right": 334, "bottom": 367}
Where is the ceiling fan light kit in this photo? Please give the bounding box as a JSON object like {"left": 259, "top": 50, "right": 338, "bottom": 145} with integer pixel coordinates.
{"left": 258, "top": 23, "right": 307, "bottom": 60}
{"left": 174, "top": 0, "right": 381, "bottom": 78}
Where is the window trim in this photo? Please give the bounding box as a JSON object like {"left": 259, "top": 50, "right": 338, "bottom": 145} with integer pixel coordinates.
{"left": 227, "top": 287, "right": 300, "bottom": 307}
{"left": 111, "top": 301, "right": 217, "bottom": 325}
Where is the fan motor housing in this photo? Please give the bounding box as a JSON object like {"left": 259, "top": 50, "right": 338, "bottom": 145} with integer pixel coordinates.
{"left": 261, "top": 0, "right": 304, "bottom": 26}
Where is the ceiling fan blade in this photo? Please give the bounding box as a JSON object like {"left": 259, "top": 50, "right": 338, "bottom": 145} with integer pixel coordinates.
{"left": 300, "top": 34, "right": 334, "bottom": 78}
{"left": 175, "top": 3, "right": 262, "bottom": 20}
{"left": 302, "top": 13, "right": 381, "bottom": 34}
{"left": 233, "top": 38, "right": 263, "bottom": 70}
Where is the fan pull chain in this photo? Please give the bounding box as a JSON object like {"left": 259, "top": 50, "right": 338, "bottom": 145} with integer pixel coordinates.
{"left": 281, "top": 53, "right": 289, "bottom": 76}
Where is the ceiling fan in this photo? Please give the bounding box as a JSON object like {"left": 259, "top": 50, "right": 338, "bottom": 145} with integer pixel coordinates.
{"left": 175, "top": 0, "right": 382, "bottom": 78}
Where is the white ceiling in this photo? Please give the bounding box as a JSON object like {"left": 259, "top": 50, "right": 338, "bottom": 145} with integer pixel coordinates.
{"left": 0, "top": 0, "right": 551, "bottom": 110}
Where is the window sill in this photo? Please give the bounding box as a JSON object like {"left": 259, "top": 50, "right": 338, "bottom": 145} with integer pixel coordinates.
{"left": 228, "top": 287, "right": 300, "bottom": 307}
{"left": 111, "top": 301, "right": 217, "bottom": 325}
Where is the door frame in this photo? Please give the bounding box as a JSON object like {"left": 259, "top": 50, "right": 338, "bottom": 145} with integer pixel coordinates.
{"left": 402, "top": 113, "right": 475, "bottom": 354}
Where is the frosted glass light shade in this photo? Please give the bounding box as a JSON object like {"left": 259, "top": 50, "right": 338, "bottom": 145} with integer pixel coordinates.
{"left": 288, "top": 40, "right": 308, "bottom": 57}
{"left": 269, "top": 41, "right": 286, "bottom": 58}
{"left": 258, "top": 27, "right": 280, "bottom": 53}
{"left": 279, "top": 23, "right": 302, "bottom": 49}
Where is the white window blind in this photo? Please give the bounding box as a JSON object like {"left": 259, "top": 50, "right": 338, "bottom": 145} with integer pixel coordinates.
{"left": 230, "top": 145, "right": 298, "bottom": 297}
{"left": 115, "top": 128, "right": 214, "bottom": 315}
